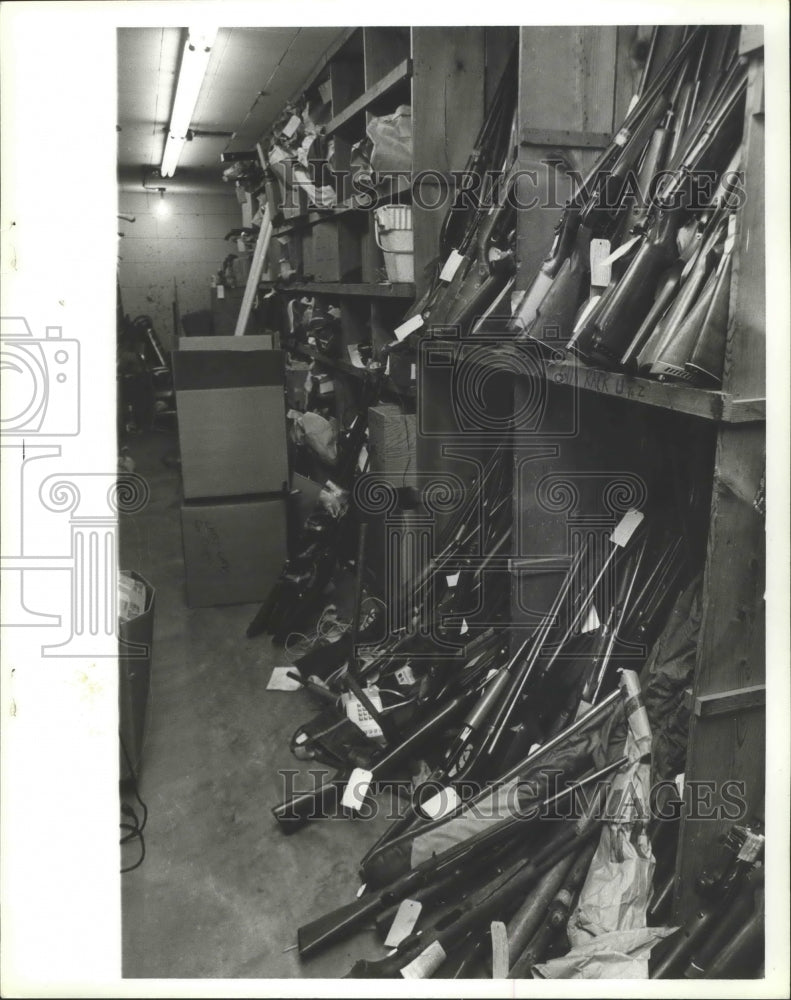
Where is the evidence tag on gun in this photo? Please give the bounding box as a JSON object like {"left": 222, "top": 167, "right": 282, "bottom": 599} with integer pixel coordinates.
{"left": 341, "top": 766, "right": 374, "bottom": 812}
{"left": 384, "top": 899, "right": 423, "bottom": 949}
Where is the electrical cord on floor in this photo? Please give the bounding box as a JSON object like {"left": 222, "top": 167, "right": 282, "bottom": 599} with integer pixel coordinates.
{"left": 119, "top": 731, "right": 148, "bottom": 874}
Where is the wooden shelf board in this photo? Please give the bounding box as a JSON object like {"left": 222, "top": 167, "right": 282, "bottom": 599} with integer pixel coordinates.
{"left": 269, "top": 280, "right": 415, "bottom": 299}
{"left": 542, "top": 356, "right": 766, "bottom": 424}
{"left": 291, "top": 345, "right": 415, "bottom": 401}
{"left": 326, "top": 58, "right": 412, "bottom": 135}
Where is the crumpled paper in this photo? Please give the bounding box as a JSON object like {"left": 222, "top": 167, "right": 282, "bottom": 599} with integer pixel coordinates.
{"left": 533, "top": 926, "right": 677, "bottom": 979}
{"left": 541, "top": 670, "right": 675, "bottom": 978}
{"left": 287, "top": 409, "right": 338, "bottom": 464}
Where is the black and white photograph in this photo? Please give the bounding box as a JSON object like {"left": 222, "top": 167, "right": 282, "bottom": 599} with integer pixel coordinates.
{"left": 1, "top": 3, "right": 788, "bottom": 996}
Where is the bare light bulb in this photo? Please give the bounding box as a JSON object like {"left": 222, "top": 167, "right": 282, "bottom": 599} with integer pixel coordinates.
{"left": 155, "top": 190, "right": 169, "bottom": 218}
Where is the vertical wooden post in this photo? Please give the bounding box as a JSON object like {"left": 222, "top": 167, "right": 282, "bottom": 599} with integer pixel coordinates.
{"left": 672, "top": 37, "right": 766, "bottom": 920}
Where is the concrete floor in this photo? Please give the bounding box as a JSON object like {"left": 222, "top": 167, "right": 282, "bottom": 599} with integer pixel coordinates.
{"left": 119, "top": 428, "right": 394, "bottom": 979}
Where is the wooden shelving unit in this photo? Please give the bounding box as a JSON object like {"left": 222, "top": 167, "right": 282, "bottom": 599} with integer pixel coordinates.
{"left": 417, "top": 23, "right": 766, "bottom": 929}
{"left": 244, "top": 28, "right": 766, "bottom": 925}
{"left": 325, "top": 58, "right": 412, "bottom": 135}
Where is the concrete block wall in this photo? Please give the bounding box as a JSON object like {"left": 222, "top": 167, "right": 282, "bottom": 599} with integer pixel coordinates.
{"left": 117, "top": 191, "right": 241, "bottom": 350}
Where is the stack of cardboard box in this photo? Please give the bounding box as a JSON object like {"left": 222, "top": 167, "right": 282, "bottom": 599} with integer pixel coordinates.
{"left": 172, "top": 336, "right": 289, "bottom": 608}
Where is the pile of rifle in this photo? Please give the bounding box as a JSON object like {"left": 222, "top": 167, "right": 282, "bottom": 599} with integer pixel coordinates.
{"left": 513, "top": 25, "right": 746, "bottom": 388}
{"left": 268, "top": 482, "right": 706, "bottom": 976}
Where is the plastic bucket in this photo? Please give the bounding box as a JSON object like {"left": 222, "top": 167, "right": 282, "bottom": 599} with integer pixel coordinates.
{"left": 374, "top": 206, "right": 414, "bottom": 283}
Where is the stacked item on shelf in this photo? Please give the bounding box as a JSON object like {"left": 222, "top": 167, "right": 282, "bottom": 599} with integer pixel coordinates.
{"left": 246, "top": 360, "right": 385, "bottom": 643}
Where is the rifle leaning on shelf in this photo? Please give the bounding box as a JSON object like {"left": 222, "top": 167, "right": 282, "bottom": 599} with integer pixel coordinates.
{"left": 510, "top": 25, "right": 706, "bottom": 340}
{"left": 569, "top": 56, "right": 747, "bottom": 366}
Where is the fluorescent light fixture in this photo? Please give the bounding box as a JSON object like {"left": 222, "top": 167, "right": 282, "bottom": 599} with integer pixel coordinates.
{"left": 161, "top": 27, "right": 218, "bottom": 178}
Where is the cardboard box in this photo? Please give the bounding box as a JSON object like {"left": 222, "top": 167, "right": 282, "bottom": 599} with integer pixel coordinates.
{"left": 181, "top": 496, "right": 287, "bottom": 608}
{"left": 173, "top": 339, "right": 288, "bottom": 499}
{"left": 119, "top": 571, "right": 155, "bottom": 780}
{"left": 368, "top": 403, "right": 418, "bottom": 488}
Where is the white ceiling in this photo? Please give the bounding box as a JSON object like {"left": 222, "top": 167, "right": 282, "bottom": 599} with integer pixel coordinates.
{"left": 117, "top": 26, "right": 347, "bottom": 194}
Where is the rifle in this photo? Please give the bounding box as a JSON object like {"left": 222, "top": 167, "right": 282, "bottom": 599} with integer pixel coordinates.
{"left": 684, "top": 866, "right": 764, "bottom": 978}
{"left": 469, "top": 512, "right": 644, "bottom": 780}
{"left": 684, "top": 224, "right": 735, "bottom": 386}
{"left": 649, "top": 847, "right": 763, "bottom": 979}
{"left": 512, "top": 26, "right": 705, "bottom": 337}
{"left": 635, "top": 196, "right": 731, "bottom": 375}
{"left": 504, "top": 850, "right": 578, "bottom": 971}
{"left": 298, "top": 758, "right": 625, "bottom": 958}
{"left": 701, "top": 893, "right": 764, "bottom": 978}
{"left": 570, "top": 61, "right": 747, "bottom": 366}
{"left": 508, "top": 838, "right": 598, "bottom": 977}
{"left": 438, "top": 44, "right": 518, "bottom": 262}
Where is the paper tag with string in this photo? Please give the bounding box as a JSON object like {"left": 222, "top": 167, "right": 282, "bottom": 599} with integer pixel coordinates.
{"left": 281, "top": 114, "right": 301, "bottom": 138}
{"left": 580, "top": 605, "right": 600, "bottom": 634}
{"left": 384, "top": 899, "right": 422, "bottom": 948}
{"left": 400, "top": 940, "right": 447, "bottom": 978}
{"left": 610, "top": 509, "right": 644, "bottom": 547}
{"left": 394, "top": 314, "right": 424, "bottom": 342}
{"left": 590, "top": 238, "right": 612, "bottom": 291}
{"left": 395, "top": 665, "right": 416, "bottom": 686}
{"left": 600, "top": 234, "right": 641, "bottom": 267}
{"left": 341, "top": 767, "right": 373, "bottom": 811}
{"left": 420, "top": 786, "right": 460, "bottom": 820}
{"left": 490, "top": 921, "right": 509, "bottom": 979}
{"left": 439, "top": 249, "right": 465, "bottom": 282}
